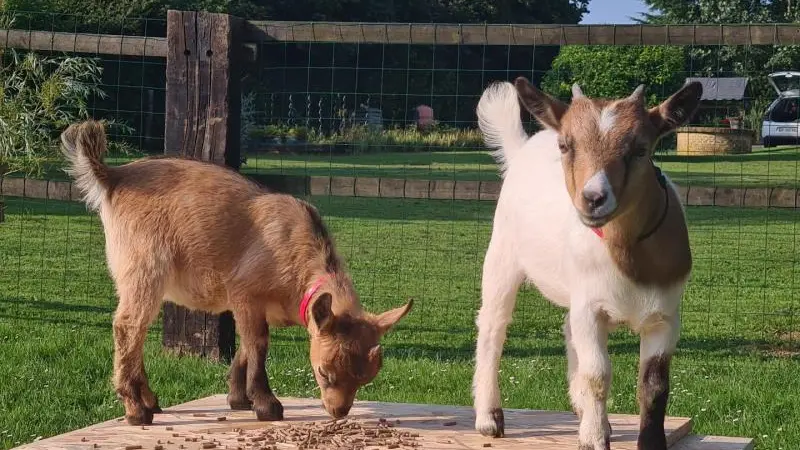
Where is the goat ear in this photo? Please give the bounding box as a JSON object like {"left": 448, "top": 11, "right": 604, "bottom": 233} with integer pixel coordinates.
{"left": 375, "top": 298, "right": 413, "bottom": 335}
{"left": 312, "top": 292, "right": 335, "bottom": 333}
{"left": 649, "top": 81, "right": 703, "bottom": 136}
{"left": 571, "top": 83, "right": 584, "bottom": 99}
{"left": 627, "top": 84, "right": 646, "bottom": 105}
{"left": 514, "top": 76, "right": 568, "bottom": 131}
{"left": 368, "top": 344, "right": 382, "bottom": 362}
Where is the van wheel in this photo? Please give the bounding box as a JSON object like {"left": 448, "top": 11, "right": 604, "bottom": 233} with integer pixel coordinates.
{"left": 763, "top": 137, "right": 774, "bottom": 148}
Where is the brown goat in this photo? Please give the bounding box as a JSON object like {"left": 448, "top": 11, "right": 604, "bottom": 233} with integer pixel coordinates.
{"left": 60, "top": 120, "right": 413, "bottom": 426}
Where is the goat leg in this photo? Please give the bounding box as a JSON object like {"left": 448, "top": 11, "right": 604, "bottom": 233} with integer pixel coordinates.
{"left": 235, "top": 307, "right": 284, "bottom": 421}
{"left": 472, "top": 240, "right": 523, "bottom": 438}
{"left": 227, "top": 347, "right": 252, "bottom": 410}
{"left": 636, "top": 316, "right": 679, "bottom": 450}
{"left": 112, "top": 290, "right": 162, "bottom": 426}
{"left": 568, "top": 306, "right": 611, "bottom": 450}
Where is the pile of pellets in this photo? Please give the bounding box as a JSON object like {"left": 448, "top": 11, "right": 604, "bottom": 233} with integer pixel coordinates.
{"left": 166, "top": 418, "right": 422, "bottom": 450}
{"left": 236, "top": 418, "right": 420, "bottom": 449}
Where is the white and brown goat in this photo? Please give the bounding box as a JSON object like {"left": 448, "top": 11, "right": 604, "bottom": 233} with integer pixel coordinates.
{"left": 472, "top": 79, "right": 702, "bottom": 450}
{"left": 60, "top": 120, "right": 412, "bottom": 426}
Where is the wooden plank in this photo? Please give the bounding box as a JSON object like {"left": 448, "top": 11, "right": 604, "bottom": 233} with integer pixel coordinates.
{"left": 164, "top": 10, "right": 188, "bottom": 157}
{"left": 182, "top": 10, "right": 200, "bottom": 160}
{"left": 166, "top": 11, "right": 242, "bottom": 166}
{"left": 0, "top": 29, "right": 167, "bottom": 56}
{"left": 194, "top": 12, "right": 212, "bottom": 161}
{"left": 244, "top": 21, "right": 800, "bottom": 46}
{"left": 671, "top": 435, "right": 755, "bottom": 450}
{"left": 14, "top": 395, "right": 753, "bottom": 450}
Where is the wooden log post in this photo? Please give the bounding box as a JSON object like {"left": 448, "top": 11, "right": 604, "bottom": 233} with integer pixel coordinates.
{"left": 161, "top": 10, "right": 244, "bottom": 361}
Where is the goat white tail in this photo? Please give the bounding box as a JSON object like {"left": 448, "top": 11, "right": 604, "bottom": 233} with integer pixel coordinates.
{"left": 476, "top": 81, "right": 528, "bottom": 176}
{"left": 60, "top": 120, "right": 111, "bottom": 211}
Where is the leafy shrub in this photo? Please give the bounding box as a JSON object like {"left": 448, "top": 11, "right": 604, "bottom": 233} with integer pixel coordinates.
{"left": 0, "top": 48, "right": 133, "bottom": 177}
{"left": 311, "top": 124, "right": 484, "bottom": 153}
{"left": 541, "top": 45, "right": 686, "bottom": 105}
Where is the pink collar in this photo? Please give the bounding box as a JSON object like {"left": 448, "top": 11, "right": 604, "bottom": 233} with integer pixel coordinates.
{"left": 299, "top": 275, "right": 330, "bottom": 327}
{"left": 591, "top": 227, "right": 604, "bottom": 239}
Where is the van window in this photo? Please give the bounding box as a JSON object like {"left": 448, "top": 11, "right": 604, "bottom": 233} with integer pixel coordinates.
{"left": 768, "top": 97, "right": 800, "bottom": 123}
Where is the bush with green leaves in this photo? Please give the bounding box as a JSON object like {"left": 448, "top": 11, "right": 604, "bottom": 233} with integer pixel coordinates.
{"left": 0, "top": 49, "right": 132, "bottom": 177}
{"left": 541, "top": 45, "right": 686, "bottom": 105}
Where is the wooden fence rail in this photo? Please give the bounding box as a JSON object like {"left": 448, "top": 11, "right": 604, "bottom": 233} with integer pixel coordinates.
{"left": 4, "top": 23, "right": 800, "bottom": 58}
{"left": 0, "top": 29, "right": 167, "bottom": 56}
{"left": 245, "top": 22, "right": 800, "bottom": 46}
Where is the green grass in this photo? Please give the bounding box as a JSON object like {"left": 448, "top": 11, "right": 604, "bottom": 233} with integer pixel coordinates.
{"left": 8, "top": 143, "right": 800, "bottom": 190}
{"left": 235, "top": 145, "right": 800, "bottom": 189}
{"left": 1, "top": 196, "right": 800, "bottom": 449}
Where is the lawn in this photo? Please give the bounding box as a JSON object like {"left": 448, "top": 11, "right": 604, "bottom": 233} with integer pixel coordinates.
{"left": 1, "top": 195, "right": 800, "bottom": 449}
{"left": 11, "top": 144, "right": 800, "bottom": 190}
{"left": 235, "top": 145, "right": 800, "bottom": 189}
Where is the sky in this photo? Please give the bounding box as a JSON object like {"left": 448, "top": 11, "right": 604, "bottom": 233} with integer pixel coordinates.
{"left": 580, "top": 0, "right": 650, "bottom": 24}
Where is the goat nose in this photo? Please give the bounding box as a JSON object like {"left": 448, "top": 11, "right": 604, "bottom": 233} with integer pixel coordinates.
{"left": 582, "top": 190, "right": 607, "bottom": 210}
{"left": 332, "top": 406, "right": 351, "bottom": 419}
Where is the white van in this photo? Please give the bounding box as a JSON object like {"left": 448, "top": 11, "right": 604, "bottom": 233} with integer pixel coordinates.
{"left": 761, "top": 71, "right": 800, "bottom": 147}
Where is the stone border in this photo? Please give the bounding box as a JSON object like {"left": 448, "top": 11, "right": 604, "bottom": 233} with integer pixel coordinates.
{"left": 2, "top": 176, "right": 798, "bottom": 209}
{"left": 677, "top": 126, "right": 755, "bottom": 136}
{"left": 0, "top": 178, "right": 80, "bottom": 202}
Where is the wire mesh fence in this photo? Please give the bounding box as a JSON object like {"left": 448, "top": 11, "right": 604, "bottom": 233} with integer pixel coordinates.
{"left": 1, "top": 10, "right": 800, "bottom": 450}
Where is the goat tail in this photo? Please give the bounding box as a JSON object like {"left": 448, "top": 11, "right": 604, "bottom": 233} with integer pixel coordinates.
{"left": 476, "top": 81, "right": 528, "bottom": 176}
{"left": 60, "top": 120, "right": 111, "bottom": 211}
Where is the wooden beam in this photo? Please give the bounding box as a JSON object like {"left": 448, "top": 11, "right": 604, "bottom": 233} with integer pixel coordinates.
{"left": 245, "top": 22, "right": 800, "bottom": 46}
{"left": 3, "top": 23, "right": 800, "bottom": 55}
{"left": 0, "top": 29, "right": 167, "bottom": 56}
{"left": 164, "top": 10, "right": 243, "bottom": 166}
{"left": 161, "top": 9, "right": 244, "bottom": 362}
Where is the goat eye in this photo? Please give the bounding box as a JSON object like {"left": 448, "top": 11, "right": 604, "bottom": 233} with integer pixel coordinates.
{"left": 318, "top": 367, "right": 336, "bottom": 386}
{"left": 558, "top": 141, "right": 570, "bottom": 154}
{"left": 318, "top": 367, "right": 331, "bottom": 385}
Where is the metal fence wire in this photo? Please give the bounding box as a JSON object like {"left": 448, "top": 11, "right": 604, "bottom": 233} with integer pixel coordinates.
{"left": 0, "top": 11, "right": 799, "bottom": 450}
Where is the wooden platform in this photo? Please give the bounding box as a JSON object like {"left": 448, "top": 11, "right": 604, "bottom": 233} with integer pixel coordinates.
{"left": 14, "top": 395, "right": 753, "bottom": 450}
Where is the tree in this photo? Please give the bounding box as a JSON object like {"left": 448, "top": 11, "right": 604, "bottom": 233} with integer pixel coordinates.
{"left": 541, "top": 46, "right": 686, "bottom": 104}
{"left": 640, "top": 0, "right": 800, "bottom": 108}
{"left": 2, "top": 0, "right": 588, "bottom": 33}
{"left": 1, "top": 0, "right": 267, "bottom": 34}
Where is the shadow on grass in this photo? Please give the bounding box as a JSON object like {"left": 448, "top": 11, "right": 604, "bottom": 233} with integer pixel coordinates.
{"left": 5, "top": 195, "right": 797, "bottom": 226}
{"left": 246, "top": 150, "right": 494, "bottom": 166}
{"left": 0, "top": 197, "right": 93, "bottom": 218}
{"left": 656, "top": 147, "right": 800, "bottom": 164}
{"left": 381, "top": 335, "right": 785, "bottom": 362}
{"left": 0, "top": 296, "right": 115, "bottom": 314}
{"left": 1, "top": 292, "right": 787, "bottom": 366}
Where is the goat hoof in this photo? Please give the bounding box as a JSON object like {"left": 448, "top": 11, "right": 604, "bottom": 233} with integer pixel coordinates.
{"left": 255, "top": 398, "right": 284, "bottom": 421}
{"left": 144, "top": 396, "right": 164, "bottom": 414}
{"left": 637, "top": 436, "right": 667, "bottom": 450}
{"left": 475, "top": 408, "right": 504, "bottom": 438}
{"left": 578, "top": 430, "right": 611, "bottom": 450}
{"left": 227, "top": 394, "right": 253, "bottom": 411}
{"left": 577, "top": 440, "right": 610, "bottom": 450}
{"left": 604, "top": 419, "right": 612, "bottom": 440}
{"left": 125, "top": 408, "right": 154, "bottom": 426}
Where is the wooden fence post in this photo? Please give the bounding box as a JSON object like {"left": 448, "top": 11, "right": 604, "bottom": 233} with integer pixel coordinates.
{"left": 161, "top": 9, "right": 243, "bottom": 361}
